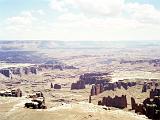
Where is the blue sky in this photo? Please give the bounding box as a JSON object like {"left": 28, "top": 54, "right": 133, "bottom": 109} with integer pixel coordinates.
{"left": 0, "top": 0, "right": 48, "bottom": 18}
{"left": 125, "top": 0, "right": 160, "bottom": 8}
{"left": 0, "top": 0, "right": 160, "bottom": 41}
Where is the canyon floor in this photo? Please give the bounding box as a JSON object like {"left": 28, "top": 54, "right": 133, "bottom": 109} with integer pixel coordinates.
{"left": 1, "top": 41, "right": 160, "bottom": 120}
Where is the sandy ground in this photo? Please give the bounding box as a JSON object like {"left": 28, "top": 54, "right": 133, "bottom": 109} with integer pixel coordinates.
{"left": 0, "top": 79, "right": 151, "bottom": 120}
{"left": 0, "top": 96, "right": 148, "bottom": 120}
{"left": 0, "top": 63, "right": 33, "bottom": 69}
{"left": 1, "top": 50, "right": 160, "bottom": 120}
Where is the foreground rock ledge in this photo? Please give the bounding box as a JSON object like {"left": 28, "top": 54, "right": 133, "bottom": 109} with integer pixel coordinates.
{"left": 0, "top": 97, "right": 148, "bottom": 120}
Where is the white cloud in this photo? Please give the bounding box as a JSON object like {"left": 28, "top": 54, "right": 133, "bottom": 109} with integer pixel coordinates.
{"left": 47, "top": 0, "right": 160, "bottom": 41}
{"left": 71, "top": 0, "right": 124, "bottom": 16}
{"left": 49, "top": 0, "right": 68, "bottom": 12}
{"left": 50, "top": 0, "right": 125, "bottom": 16}
{"left": 57, "top": 13, "right": 86, "bottom": 22}
{"left": 49, "top": 0, "right": 160, "bottom": 23}
{"left": 50, "top": 16, "right": 144, "bottom": 41}
{"left": 125, "top": 3, "right": 160, "bottom": 24}
{"left": 1, "top": 0, "right": 160, "bottom": 41}
{"left": 6, "top": 11, "right": 36, "bottom": 31}
{"left": 4, "top": 9, "right": 46, "bottom": 33}
{"left": 36, "top": 9, "right": 45, "bottom": 15}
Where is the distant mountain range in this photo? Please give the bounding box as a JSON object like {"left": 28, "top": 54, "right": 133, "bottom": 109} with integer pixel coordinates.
{"left": 0, "top": 40, "right": 160, "bottom": 64}
{"left": 0, "top": 40, "right": 160, "bottom": 51}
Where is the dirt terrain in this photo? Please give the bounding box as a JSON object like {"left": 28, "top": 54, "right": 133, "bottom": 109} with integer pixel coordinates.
{"left": 0, "top": 65, "right": 155, "bottom": 120}
{"left": 0, "top": 96, "right": 148, "bottom": 120}
{"left": 1, "top": 41, "right": 160, "bottom": 120}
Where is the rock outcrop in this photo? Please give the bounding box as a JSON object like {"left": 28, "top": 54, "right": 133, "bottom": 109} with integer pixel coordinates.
{"left": 71, "top": 80, "right": 85, "bottom": 90}
{"left": 54, "top": 84, "right": 61, "bottom": 89}
{"left": 90, "top": 84, "right": 104, "bottom": 96}
{"left": 0, "top": 69, "right": 12, "bottom": 78}
{"left": 91, "top": 81, "right": 136, "bottom": 96}
{"left": 0, "top": 89, "right": 22, "bottom": 97}
{"left": 25, "top": 91, "right": 46, "bottom": 109}
{"left": 131, "top": 96, "right": 160, "bottom": 119}
{"left": 150, "top": 87, "right": 160, "bottom": 99}
{"left": 98, "top": 95, "right": 127, "bottom": 109}
{"left": 80, "top": 72, "right": 110, "bottom": 85}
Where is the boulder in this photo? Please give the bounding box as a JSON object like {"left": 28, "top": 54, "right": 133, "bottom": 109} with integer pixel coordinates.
{"left": 54, "top": 84, "right": 61, "bottom": 89}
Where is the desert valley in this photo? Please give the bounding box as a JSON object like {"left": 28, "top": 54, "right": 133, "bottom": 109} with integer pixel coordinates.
{"left": 0, "top": 41, "right": 160, "bottom": 120}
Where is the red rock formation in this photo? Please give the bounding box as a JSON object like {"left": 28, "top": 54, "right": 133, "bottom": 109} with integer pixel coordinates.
{"left": 131, "top": 97, "right": 136, "bottom": 110}
{"left": 71, "top": 80, "right": 85, "bottom": 90}
{"left": 131, "top": 96, "right": 160, "bottom": 119}
{"left": 150, "top": 87, "right": 160, "bottom": 98}
{"left": 90, "top": 84, "right": 104, "bottom": 96}
{"left": 30, "top": 67, "right": 38, "bottom": 74}
{"left": 135, "top": 103, "right": 145, "bottom": 114}
{"left": 79, "top": 72, "right": 110, "bottom": 85}
{"left": 16, "top": 89, "right": 22, "bottom": 97}
{"left": 95, "top": 84, "right": 101, "bottom": 95}
{"left": 0, "top": 89, "right": 23, "bottom": 97}
{"left": 99, "top": 95, "right": 127, "bottom": 109}
{"left": 51, "top": 83, "right": 54, "bottom": 88}
{"left": 90, "top": 85, "right": 96, "bottom": 96}
{"left": 142, "top": 82, "right": 147, "bottom": 92}
{"left": 54, "top": 84, "right": 61, "bottom": 89}
{"left": 35, "top": 91, "right": 43, "bottom": 97}
{"left": 0, "top": 69, "right": 12, "bottom": 78}
{"left": 89, "top": 95, "right": 91, "bottom": 103}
